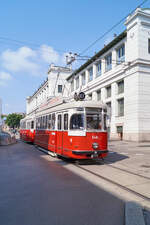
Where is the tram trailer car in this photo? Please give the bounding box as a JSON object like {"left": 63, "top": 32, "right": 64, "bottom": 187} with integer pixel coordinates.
{"left": 34, "top": 100, "right": 108, "bottom": 160}
{"left": 20, "top": 118, "right": 35, "bottom": 143}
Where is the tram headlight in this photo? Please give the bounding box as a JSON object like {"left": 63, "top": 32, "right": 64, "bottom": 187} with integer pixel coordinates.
{"left": 92, "top": 142, "right": 99, "bottom": 149}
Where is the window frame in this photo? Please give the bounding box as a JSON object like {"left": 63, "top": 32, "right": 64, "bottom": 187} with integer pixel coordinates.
{"left": 70, "top": 113, "right": 85, "bottom": 130}
{"left": 117, "top": 44, "right": 125, "bottom": 64}
{"left": 118, "top": 98, "right": 124, "bottom": 117}
{"left": 58, "top": 85, "right": 63, "bottom": 93}
{"left": 88, "top": 67, "right": 93, "bottom": 82}
{"left": 81, "top": 72, "right": 86, "bottom": 86}
{"left": 117, "top": 80, "right": 124, "bottom": 94}
{"left": 57, "top": 114, "right": 62, "bottom": 130}
{"left": 52, "top": 113, "right": 56, "bottom": 130}
{"left": 64, "top": 113, "right": 68, "bottom": 130}
{"left": 96, "top": 60, "right": 102, "bottom": 76}
{"left": 105, "top": 53, "right": 112, "bottom": 71}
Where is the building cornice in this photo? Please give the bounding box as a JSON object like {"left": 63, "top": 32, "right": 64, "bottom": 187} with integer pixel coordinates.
{"left": 66, "top": 31, "right": 127, "bottom": 81}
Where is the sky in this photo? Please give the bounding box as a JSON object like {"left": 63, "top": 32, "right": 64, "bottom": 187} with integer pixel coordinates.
{"left": 0, "top": 0, "right": 150, "bottom": 114}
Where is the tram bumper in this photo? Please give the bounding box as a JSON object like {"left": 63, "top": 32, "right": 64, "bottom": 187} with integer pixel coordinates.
{"left": 72, "top": 150, "right": 108, "bottom": 157}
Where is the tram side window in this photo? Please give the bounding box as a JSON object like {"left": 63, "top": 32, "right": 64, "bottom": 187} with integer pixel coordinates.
{"left": 52, "top": 113, "right": 56, "bottom": 130}
{"left": 43, "top": 116, "right": 46, "bottom": 129}
{"left": 64, "top": 114, "right": 68, "bottom": 130}
{"left": 48, "top": 114, "right": 51, "bottom": 129}
{"left": 40, "top": 117, "right": 42, "bottom": 129}
{"left": 31, "top": 121, "right": 34, "bottom": 129}
{"left": 45, "top": 115, "right": 48, "bottom": 129}
{"left": 70, "top": 114, "right": 84, "bottom": 130}
{"left": 37, "top": 118, "right": 39, "bottom": 129}
{"left": 103, "top": 114, "right": 107, "bottom": 130}
{"left": 57, "top": 114, "right": 62, "bottom": 130}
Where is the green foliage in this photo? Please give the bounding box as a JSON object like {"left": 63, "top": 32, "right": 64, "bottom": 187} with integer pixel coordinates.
{"left": 5, "top": 113, "right": 23, "bottom": 128}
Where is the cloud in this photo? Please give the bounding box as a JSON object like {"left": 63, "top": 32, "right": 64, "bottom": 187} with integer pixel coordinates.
{"left": 40, "top": 45, "right": 60, "bottom": 63}
{"left": 0, "top": 71, "right": 12, "bottom": 80}
{"left": 1, "top": 47, "right": 40, "bottom": 75}
{"left": 0, "top": 45, "right": 67, "bottom": 77}
{"left": 0, "top": 71, "right": 12, "bottom": 86}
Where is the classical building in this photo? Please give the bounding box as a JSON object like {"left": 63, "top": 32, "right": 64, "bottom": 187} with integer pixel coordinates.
{"left": 67, "top": 8, "right": 150, "bottom": 141}
{"left": 26, "top": 64, "right": 72, "bottom": 116}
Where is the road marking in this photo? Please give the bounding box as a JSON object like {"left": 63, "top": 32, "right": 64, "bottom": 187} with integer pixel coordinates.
{"left": 135, "top": 153, "right": 144, "bottom": 156}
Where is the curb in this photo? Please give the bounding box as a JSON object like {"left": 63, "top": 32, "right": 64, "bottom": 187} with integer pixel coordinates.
{"left": 125, "top": 201, "right": 145, "bottom": 225}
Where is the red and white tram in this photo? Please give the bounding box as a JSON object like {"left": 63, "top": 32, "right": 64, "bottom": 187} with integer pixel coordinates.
{"left": 20, "top": 97, "right": 108, "bottom": 159}
{"left": 33, "top": 99, "right": 108, "bottom": 159}
{"left": 20, "top": 117, "right": 35, "bottom": 143}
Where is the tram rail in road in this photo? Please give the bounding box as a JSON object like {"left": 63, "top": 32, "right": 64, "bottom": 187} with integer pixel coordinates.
{"left": 38, "top": 146, "right": 150, "bottom": 225}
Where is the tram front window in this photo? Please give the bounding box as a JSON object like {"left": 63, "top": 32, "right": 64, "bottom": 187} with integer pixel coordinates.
{"left": 70, "top": 114, "right": 84, "bottom": 130}
{"left": 86, "top": 113, "right": 102, "bottom": 130}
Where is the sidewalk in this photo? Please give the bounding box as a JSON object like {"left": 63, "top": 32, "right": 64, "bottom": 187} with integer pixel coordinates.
{"left": 108, "top": 140, "right": 150, "bottom": 179}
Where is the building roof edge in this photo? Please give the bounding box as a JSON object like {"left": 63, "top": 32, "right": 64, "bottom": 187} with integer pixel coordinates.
{"left": 66, "top": 30, "right": 127, "bottom": 80}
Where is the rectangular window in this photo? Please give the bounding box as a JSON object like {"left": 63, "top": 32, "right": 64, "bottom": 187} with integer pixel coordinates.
{"left": 31, "top": 121, "right": 34, "bottom": 129}
{"left": 58, "top": 85, "right": 62, "bottom": 93}
{"left": 64, "top": 114, "right": 68, "bottom": 130}
{"left": 52, "top": 113, "right": 55, "bottom": 130}
{"left": 76, "top": 76, "right": 79, "bottom": 89}
{"left": 106, "top": 86, "right": 111, "bottom": 98}
{"left": 118, "top": 80, "right": 124, "bottom": 94}
{"left": 48, "top": 114, "right": 51, "bottom": 129}
{"left": 96, "top": 61, "right": 102, "bottom": 76}
{"left": 97, "top": 90, "right": 101, "bottom": 101}
{"left": 40, "top": 117, "right": 42, "bottom": 129}
{"left": 46, "top": 115, "right": 48, "bottom": 129}
{"left": 71, "top": 80, "right": 74, "bottom": 92}
{"left": 118, "top": 98, "right": 124, "bottom": 117}
{"left": 57, "top": 114, "right": 62, "bottom": 130}
{"left": 43, "top": 116, "right": 46, "bottom": 129}
{"left": 148, "top": 39, "right": 150, "bottom": 54}
{"left": 82, "top": 72, "right": 86, "bottom": 86}
{"left": 88, "top": 67, "right": 93, "bottom": 82}
{"left": 105, "top": 54, "right": 112, "bottom": 71}
{"left": 117, "top": 45, "right": 125, "bottom": 64}
{"left": 106, "top": 102, "right": 111, "bottom": 117}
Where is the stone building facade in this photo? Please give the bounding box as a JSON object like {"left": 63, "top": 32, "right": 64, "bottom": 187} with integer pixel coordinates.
{"left": 66, "top": 8, "right": 150, "bottom": 141}
{"left": 26, "top": 64, "right": 72, "bottom": 116}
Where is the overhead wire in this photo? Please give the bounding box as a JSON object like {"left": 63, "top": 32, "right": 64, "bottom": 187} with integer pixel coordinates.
{"left": 79, "top": 0, "right": 149, "bottom": 56}
{"left": 0, "top": 36, "right": 70, "bottom": 54}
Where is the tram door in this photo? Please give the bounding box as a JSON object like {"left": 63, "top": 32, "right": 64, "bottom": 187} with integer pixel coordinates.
{"left": 56, "top": 114, "right": 63, "bottom": 155}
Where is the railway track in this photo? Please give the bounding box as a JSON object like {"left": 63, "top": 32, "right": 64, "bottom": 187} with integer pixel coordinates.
{"left": 74, "top": 159, "right": 150, "bottom": 202}
{"left": 35, "top": 146, "right": 150, "bottom": 202}
{"left": 103, "top": 159, "right": 150, "bottom": 181}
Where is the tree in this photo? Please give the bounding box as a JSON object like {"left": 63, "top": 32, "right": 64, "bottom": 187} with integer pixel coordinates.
{"left": 5, "top": 113, "right": 23, "bottom": 129}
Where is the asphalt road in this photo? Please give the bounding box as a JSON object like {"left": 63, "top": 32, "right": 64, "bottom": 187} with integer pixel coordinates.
{"left": 0, "top": 141, "right": 124, "bottom": 225}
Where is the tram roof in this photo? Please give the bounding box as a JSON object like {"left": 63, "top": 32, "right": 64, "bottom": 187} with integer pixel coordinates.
{"left": 36, "top": 100, "right": 107, "bottom": 116}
